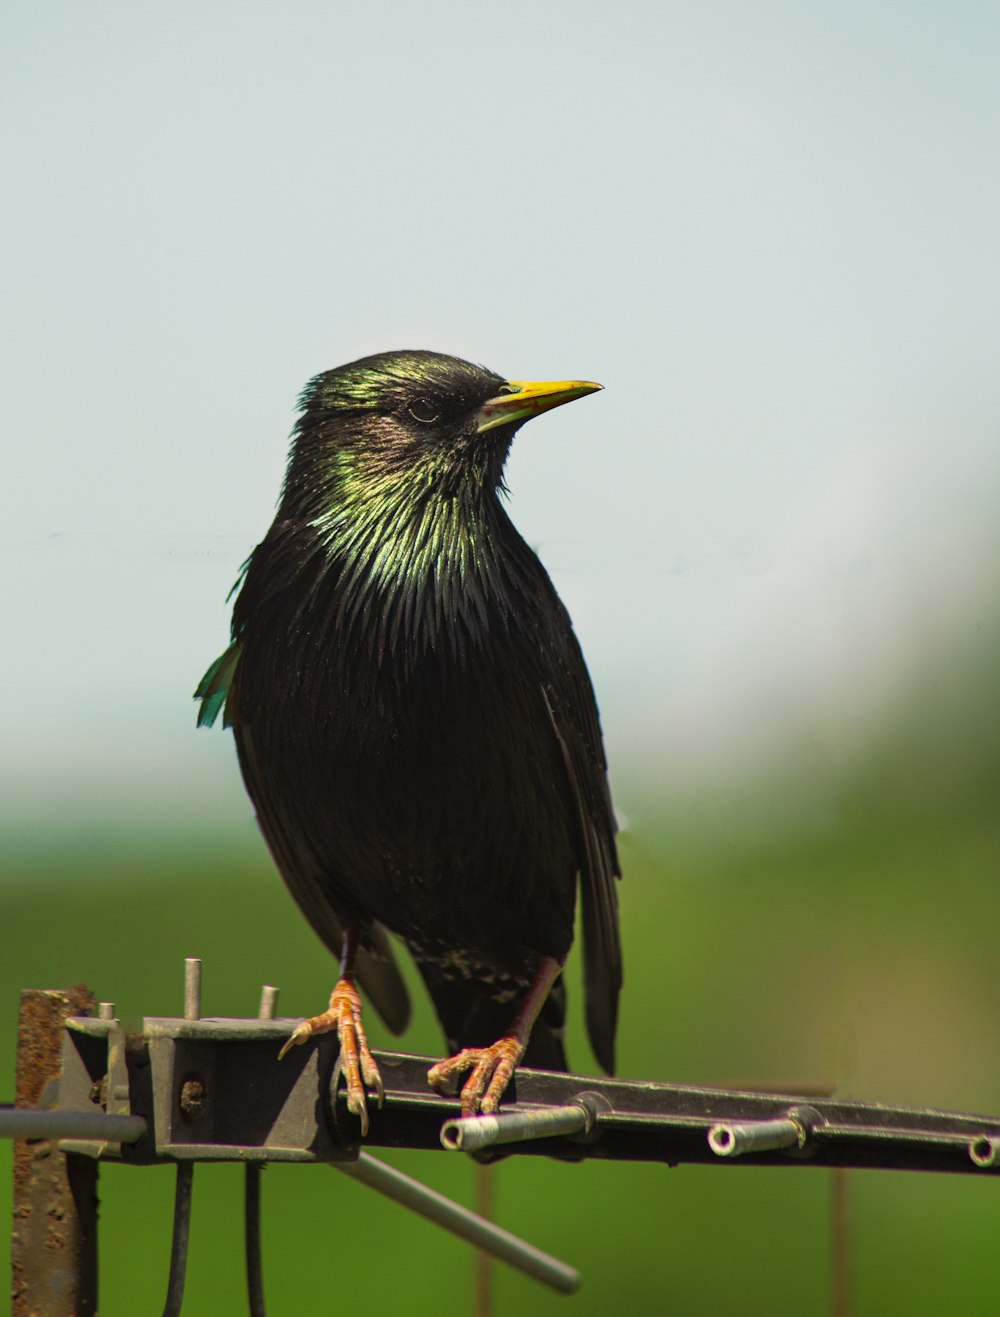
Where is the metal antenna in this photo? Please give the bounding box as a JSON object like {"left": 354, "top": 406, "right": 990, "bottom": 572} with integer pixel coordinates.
{"left": 13, "top": 961, "right": 1000, "bottom": 1313}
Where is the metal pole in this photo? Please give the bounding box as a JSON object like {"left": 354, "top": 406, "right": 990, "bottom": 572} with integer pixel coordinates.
{"left": 334, "top": 1152, "right": 580, "bottom": 1294}
{"left": 0, "top": 1109, "right": 147, "bottom": 1142}
{"left": 241, "top": 982, "right": 277, "bottom": 1315}
{"left": 161, "top": 1162, "right": 195, "bottom": 1317}
{"left": 245, "top": 1161, "right": 266, "bottom": 1315}
{"left": 831, "top": 1167, "right": 853, "bottom": 1317}
{"left": 474, "top": 1162, "right": 495, "bottom": 1317}
{"left": 12, "top": 986, "right": 98, "bottom": 1317}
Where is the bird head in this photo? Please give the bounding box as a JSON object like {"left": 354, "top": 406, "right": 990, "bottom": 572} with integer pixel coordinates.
{"left": 283, "top": 350, "right": 601, "bottom": 515}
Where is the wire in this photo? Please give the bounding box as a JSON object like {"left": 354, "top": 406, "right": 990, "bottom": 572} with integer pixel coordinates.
{"left": 161, "top": 1163, "right": 195, "bottom": 1317}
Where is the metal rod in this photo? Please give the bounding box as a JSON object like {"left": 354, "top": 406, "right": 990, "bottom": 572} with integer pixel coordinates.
{"left": 0, "top": 1108, "right": 147, "bottom": 1142}
{"left": 441, "top": 1101, "right": 592, "bottom": 1152}
{"left": 258, "top": 985, "right": 279, "bottom": 1021}
{"left": 708, "top": 1116, "right": 804, "bottom": 1158}
{"left": 184, "top": 959, "right": 202, "bottom": 1022}
{"left": 333, "top": 1152, "right": 580, "bottom": 1294}
{"left": 162, "top": 1162, "right": 195, "bottom": 1317}
{"left": 245, "top": 1163, "right": 266, "bottom": 1317}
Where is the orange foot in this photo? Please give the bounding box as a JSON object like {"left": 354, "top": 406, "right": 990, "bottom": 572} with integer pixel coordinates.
{"left": 427, "top": 1035, "right": 525, "bottom": 1116}
{"left": 278, "top": 978, "right": 383, "bottom": 1135}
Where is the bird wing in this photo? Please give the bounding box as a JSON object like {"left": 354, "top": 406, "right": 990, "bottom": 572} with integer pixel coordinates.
{"left": 540, "top": 614, "right": 622, "bottom": 1075}
{"left": 236, "top": 719, "right": 412, "bottom": 1035}
{"left": 195, "top": 632, "right": 411, "bottom": 1036}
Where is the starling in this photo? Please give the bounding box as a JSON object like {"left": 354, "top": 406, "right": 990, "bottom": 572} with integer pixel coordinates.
{"left": 196, "top": 350, "right": 621, "bottom": 1130}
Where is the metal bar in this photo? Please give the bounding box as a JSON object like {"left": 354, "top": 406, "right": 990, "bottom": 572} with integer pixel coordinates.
{"left": 162, "top": 1162, "right": 195, "bottom": 1317}
{"left": 0, "top": 1108, "right": 147, "bottom": 1142}
{"left": 12, "top": 986, "right": 98, "bottom": 1317}
{"left": 245, "top": 1163, "right": 266, "bottom": 1316}
{"left": 52, "top": 1016, "right": 1000, "bottom": 1174}
{"left": 334, "top": 1152, "right": 580, "bottom": 1294}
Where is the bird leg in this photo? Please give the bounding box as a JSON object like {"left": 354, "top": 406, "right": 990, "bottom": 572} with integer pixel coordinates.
{"left": 427, "top": 956, "right": 563, "bottom": 1116}
{"left": 278, "top": 924, "right": 383, "bottom": 1135}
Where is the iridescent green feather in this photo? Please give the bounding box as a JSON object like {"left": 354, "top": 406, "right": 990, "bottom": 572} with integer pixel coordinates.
{"left": 308, "top": 448, "right": 507, "bottom": 667}
{"left": 194, "top": 641, "right": 240, "bottom": 728}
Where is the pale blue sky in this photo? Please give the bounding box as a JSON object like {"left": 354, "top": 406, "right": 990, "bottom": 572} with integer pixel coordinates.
{"left": 3, "top": 1, "right": 998, "bottom": 835}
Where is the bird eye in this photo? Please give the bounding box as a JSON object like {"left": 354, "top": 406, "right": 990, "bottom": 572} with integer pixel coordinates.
{"left": 407, "top": 398, "right": 440, "bottom": 424}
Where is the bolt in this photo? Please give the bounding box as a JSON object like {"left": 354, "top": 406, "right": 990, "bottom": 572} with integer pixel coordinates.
{"left": 259, "top": 984, "right": 280, "bottom": 1020}
{"left": 179, "top": 1076, "right": 207, "bottom": 1119}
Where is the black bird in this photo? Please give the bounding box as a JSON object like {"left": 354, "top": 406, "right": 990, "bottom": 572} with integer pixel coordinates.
{"left": 196, "top": 350, "right": 621, "bottom": 1129}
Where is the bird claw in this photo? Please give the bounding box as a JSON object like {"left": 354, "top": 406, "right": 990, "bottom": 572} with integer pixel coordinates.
{"left": 428, "top": 1035, "right": 525, "bottom": 1116}
{"left": 277, "top": 1021, "right": 312, "bottom": 1060}
{"left": 278, "top": 978, "right": 383, "bottom": 1136}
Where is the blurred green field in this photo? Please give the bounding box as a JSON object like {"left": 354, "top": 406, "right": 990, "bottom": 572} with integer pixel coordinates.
{"left": 6, "top": 703, "right": 1000, "bottom": 1317}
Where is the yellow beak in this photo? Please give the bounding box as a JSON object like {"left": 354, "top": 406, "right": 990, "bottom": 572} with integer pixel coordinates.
{"left": 475, "top": 378, "right": 603, "bottom": 434}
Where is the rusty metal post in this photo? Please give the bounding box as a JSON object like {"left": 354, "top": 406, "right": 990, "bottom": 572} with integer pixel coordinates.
{"left": 12, "top": 986, "right": 98, "bottom": 1317}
